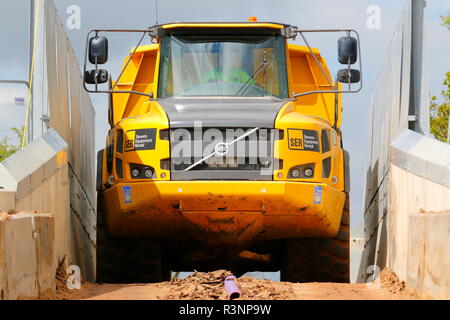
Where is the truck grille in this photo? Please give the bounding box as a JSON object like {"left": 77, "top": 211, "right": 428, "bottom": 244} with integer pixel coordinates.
{"left": 170, "top": 127, "right": 280, "bottom": 180}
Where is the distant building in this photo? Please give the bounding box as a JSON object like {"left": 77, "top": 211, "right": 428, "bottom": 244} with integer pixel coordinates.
{"left": 0, "top": 85, "right": 27, "bottom": 146}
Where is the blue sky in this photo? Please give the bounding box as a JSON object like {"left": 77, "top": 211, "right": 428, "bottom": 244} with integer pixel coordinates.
{"left": 0, "top": 0, "right": 449, "bottom": 227}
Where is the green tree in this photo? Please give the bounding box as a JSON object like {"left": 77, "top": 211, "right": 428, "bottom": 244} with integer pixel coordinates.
{"left": 441, "top": 13, "right": 450, "bottom": 30}
{"left": 429, "top": 14, "right": 450, "bottom": 143}
{"left": 0, "top": 126, "right": 24, "bottom": 162}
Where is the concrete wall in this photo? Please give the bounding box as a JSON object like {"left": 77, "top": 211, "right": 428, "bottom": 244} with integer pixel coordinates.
{"left": 0, "top": 129, "right": 69, "bottom": 262}
{"left": 0, "top": 129, "right": 92, "bottom": 298}
{"left": 355, "top": 0, "right": 412, "bottom": 282}
{"left": 355, "top": 0, "right": 429, "bottom": 283}
{"left": 0, "top": 1, "right": 96, "bottom": 295}
{"left": 29, "top": 0, "right": 96, "bottom": 280}
{"left": 408, "top": 212, "right": 449, "bottom": 299}
{"left": 0, "top": 213, "right": 54, "bottom": 300}
{"left": 389, "top": 129, "right": 450, "bottom": 299}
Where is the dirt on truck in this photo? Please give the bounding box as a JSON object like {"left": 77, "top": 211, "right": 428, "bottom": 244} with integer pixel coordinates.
{"left": 83, "top": 18, "right": 362, "bottom": 284}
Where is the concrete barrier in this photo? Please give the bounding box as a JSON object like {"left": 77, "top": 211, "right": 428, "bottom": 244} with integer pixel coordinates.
{"left": 408, "top": 212, "right": 449, "bottom": 299}
{"left": 356, "top": 0, "right": 428, "bottom": 283}
{"left": 389, "top": 129, "right": 450, "bottom": 299}
{"left": 0, "top": 213, "right": 54, "bottom": 300}
{"left": 30, "top": 0, "right": 97, "bottom": 281}
{"left": 0, "top": 0, "right": 98, "bottom": 294}
{"left": 0, "top": 129, "right": 94, "bottom": 298}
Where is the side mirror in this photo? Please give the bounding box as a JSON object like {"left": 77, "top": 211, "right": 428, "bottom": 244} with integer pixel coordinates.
{"left": 337, "top": 69, "right": 360, "bottom": 83}
{"left": 338, "top": 36, "right": 357, "bottom": 64}
{"left": 84, "top": 69, "right": 109, "bottom": 84}
{"left": 89, "top": 36, "right": 108, "bottom": 64}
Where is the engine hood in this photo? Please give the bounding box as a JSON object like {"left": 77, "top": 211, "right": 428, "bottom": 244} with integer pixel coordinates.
{"left": 157, "top": 96, "right": 288, "bottom": 128}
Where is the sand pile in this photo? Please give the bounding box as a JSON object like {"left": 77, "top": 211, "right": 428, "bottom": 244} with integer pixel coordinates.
{"left": 379, "top": 269, "right": 421, "bottom": 299}
{"left": 164, "top": 270, "right": 295, "bottom": 300}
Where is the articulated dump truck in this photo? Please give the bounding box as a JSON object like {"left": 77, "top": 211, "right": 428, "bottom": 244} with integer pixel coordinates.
{"left": 83, "top": 20, "right": 362, "bottom": 283}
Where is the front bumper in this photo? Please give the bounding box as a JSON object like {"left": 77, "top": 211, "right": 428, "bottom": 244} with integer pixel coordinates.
{"left": 103, "top": 181, "right": 346, "bottom": 246}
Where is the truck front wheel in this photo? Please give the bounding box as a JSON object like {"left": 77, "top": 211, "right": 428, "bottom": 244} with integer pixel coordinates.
{"left": 96, "top": 192, "right": 170, "bottom": 283}
{"left": 281, "top": 195, "right": 350, "bottom": 283}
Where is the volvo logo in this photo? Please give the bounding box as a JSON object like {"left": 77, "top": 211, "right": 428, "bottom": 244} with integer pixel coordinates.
{"left": 214, "top": 142, "right": 229, "bottom": 156}
{"left": 182, "top": 127, "right": 260, "bottom": 171}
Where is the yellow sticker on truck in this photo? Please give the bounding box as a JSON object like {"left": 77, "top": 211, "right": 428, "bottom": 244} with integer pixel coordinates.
{"left": 125, "top": 129, "right": 156, "bottom": 152}
{"left": 124, "top": 131, "right": 136, "bottom": 151}
{"left": 288, "top": 129, "right": 320, "bottom": 152}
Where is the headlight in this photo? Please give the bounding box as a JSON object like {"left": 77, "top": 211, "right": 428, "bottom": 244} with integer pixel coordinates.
{"left": 291, "top": 169, "right": 301, "bottom": 178}
{"left": 130, "top": 164, "right": 154, "bottom": 179}
{"left": 304, "top": 168, "right": 314, "bottom": 177}
{"left": 289, "top": 163, "right": 315, "bottom": 179}
{"left": 144, "top": 168, "right": 153, "bottom": 178}
{"left": 131, "top": 168, "right": 140, "bottom": 177}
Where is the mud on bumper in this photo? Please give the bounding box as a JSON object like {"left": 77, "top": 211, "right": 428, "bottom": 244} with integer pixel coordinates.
{"left": 103, "top": 181, "right": 346, "bottom": 246}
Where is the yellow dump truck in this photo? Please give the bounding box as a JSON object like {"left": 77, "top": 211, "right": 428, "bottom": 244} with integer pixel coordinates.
{"left": 84, "top": 20, "right": 361, "bottom": 283}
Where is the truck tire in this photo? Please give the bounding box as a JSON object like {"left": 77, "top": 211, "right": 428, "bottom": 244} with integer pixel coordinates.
{"left": 281, "top": 194, "right": 350, "bottom": 283}
{"left": 96, "top": 192, "right": 170, "bottom": 283}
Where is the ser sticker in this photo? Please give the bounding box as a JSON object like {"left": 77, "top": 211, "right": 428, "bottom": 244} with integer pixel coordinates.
{"left": 313, "top": 185, "right": 323, "bottom": 204}
{"left": 125, "top": 128, "right": 156, "bottom": 152}
{"left": 122, "top": 185, "right": 132, "bottom": 204}
{"left": 287, "top": 129, "right": 320, "bottom": 152}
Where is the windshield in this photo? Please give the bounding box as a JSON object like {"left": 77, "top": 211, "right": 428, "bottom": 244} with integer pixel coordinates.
{"left": 157, "top": 34, "right": 288, "bottom": 98}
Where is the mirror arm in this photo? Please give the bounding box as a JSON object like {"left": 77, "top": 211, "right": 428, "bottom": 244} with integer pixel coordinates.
{"left": 298, "top": 31, "right": 333, "bottom": 87}
{"left": 111, "top": 31, "right": 147, "bottom": 91}
{"left": 84, "top": 86, "right": 155, "bottom": 100}
{"left": 334, "top": 74, "right": 339, "bottom": 129}
{"left": 95, "top": 56, "right": 99, "bottom": 90}
{"left": 292, "top": 83, "right": 362, "bottom": 99}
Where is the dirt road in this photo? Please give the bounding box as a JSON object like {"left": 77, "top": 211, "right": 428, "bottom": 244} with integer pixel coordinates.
{"left": 57, "top": 269, "right": 420, "bottom": 300}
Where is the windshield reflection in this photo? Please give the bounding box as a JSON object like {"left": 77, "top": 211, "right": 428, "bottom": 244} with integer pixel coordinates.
{"left": 158, "top": 35, "right": 288, "bottom": 98}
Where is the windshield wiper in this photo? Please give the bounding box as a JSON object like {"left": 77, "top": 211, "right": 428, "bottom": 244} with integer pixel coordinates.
{"left": 235, "top": 60, "right": 269, "bottom": 96}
